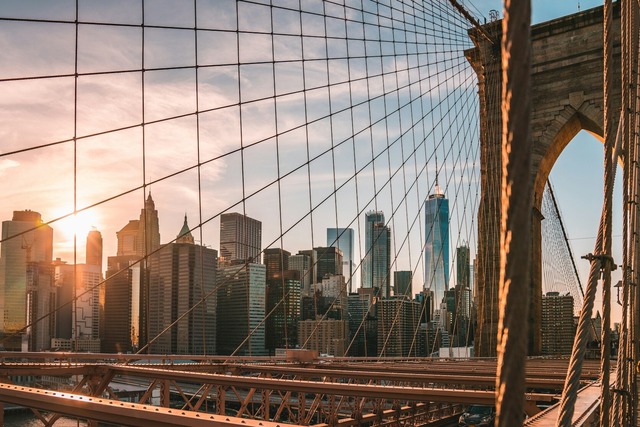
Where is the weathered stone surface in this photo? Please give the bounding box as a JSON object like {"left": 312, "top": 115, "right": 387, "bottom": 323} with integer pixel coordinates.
{"left": 466, "top": 4, "right": 621, "bottom": 357}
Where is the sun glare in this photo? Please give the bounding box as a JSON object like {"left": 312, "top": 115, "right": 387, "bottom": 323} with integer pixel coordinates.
{"left": 55, "top": 210, "right": 100, "bottom": 242}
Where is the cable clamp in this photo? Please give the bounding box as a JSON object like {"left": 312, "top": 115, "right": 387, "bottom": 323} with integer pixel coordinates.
{"left": 582, "top": 253, "right": 617, "bottom": 271}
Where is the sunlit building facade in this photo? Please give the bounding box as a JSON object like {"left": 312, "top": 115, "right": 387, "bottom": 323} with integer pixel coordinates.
{"left": 542, "top": 292, "right": 575, "bottom": 355}
{"left": 377, "top": 297, "right": 421, "bottom": 357}
{"left": 0, "top": 210, "right": 53, "bottom": 350}
{"left": 298, "top": 318, "right": 346, "bottom": 356}
{"left": 54, "top": 262, "right": 102, "bottom": 351}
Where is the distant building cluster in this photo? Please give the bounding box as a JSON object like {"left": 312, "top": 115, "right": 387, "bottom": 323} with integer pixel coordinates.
{"left": 0, "top": 188, "right": 494, "bottom": 358}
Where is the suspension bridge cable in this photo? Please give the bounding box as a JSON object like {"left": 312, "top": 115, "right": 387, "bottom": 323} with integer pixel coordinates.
{"left": 0, "top": 0, "right": 482, "bottom": 371}
{"left": 495, "top": 1, "right": 532, "bottom": 426}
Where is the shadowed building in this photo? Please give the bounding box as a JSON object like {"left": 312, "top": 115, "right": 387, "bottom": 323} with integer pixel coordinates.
{"left": 264, "top": 248, "right": 301, "bottom": 353}
{"left": 327, "top": 228, "right": 354, "bottom": 292}
{"left": 394, "top": 271, "right": 412, "bottom": 298}
{"left": 362, "top": 211, "right": 391, "bottom": 298}
{"left": 289, "top": 253, "right": 312, "bottom": 297}
{"left": 347, "top": 288, "right": 378, "bottom": 357}
{"left": 314, "top": 246, "right": 343, "bottom": 282}
{"left": 102, "top": 196, "right": 160, "bottom": 354}
{"left": 53, "top": 262, "right": 102, "bottom": 352}
{"left": 217, "top": 263, "right": 267, "bottom": 355}
{"left": 147, "top": 216, "right": 217, "bottom": 355}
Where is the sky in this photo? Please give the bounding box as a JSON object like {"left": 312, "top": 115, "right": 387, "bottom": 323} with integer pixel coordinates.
{"left": 0, "top": 0, "right": 622, "bottom": 321}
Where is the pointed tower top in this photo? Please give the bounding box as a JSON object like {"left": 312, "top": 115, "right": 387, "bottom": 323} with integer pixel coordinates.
{"left": 176, "top": 214, "right": 195, "bottom": 244}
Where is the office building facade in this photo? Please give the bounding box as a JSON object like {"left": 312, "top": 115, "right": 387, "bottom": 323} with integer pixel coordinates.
{"left": 394, "top": 271, "right": 412, "bottom": 297}
{"left": 0, "top": 210, "right": 53, "bottom": 350}
{"left": 541, "top": 292, "right": 575, "bottom": 355}
{"left": 424, "top": 188, "right": 449, "bottom": 307}
{"left": 217, "top": 263, "right": 267, "bottom": 355}
{"left": 148, "top": 217, "right": 217, "bottom": 354}
{"left": 220, "top": 213, "right": 262, "bottom": 266}
{"left": 326, "top": 228, "right": 354, "bottom": 292}
{"left": 361, "top": 211, "right": 391, "bottom": 298}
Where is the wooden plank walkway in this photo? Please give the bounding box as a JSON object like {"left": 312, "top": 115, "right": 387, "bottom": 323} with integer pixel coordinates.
{"left": 524, "top": 383, "right": 600, "bottom": 426}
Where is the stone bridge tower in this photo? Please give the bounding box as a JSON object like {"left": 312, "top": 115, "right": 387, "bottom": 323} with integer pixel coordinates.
{"left": 466, "top": 5, "right": 621, "bottom": 357}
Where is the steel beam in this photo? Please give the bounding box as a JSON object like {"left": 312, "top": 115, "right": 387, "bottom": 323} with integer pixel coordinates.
{"left": 107, "top": 365, "right": 557, "bottom": 405}
{"left": 0, "top": 382, "right": 304, "bottom": 427}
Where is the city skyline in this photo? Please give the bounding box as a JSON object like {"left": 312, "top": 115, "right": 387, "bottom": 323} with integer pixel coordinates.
{"left": 0, "top": 0, "right": 623, "bottom": 340}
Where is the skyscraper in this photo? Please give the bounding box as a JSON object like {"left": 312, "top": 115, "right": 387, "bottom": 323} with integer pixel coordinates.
{"left": 102, "top": 253, "right": 141, "bottom": 353}
{"left": 264, "top": 248, "right": 299, "bottom": 354}
{"left": 393, "top": 271, "right": 412, "bottom": 297}
{"left": 104, "top": 196, "right": 160, "bottom": 352}
{"left": 424, "top": 187, "right": 449, "bottom": 307}
{"left": 347, "top": 288, "right": 378, "bottom": 357}
{"left": 541, "top": 292, "right": 575, "bottom": 355}
{"left": 377, "top": 297, "right": 421, "bottom": 357}
{"left": 361, "top": 211, "right": 391, "bottom": 298}
{"left": 298, "top": 249, "right": 317, "bottom": 292}
{"left": 266, "top": 269, "right": 300, "bottom": 353}
{"left": 217, "top": 263, "right": 267, "bottom": 355}
{"left": 116, "top": 220, "right": 139, "bottom": 256}
{"left": 456, "top": 245, "right": 470, "bottom": 289}
{"left": 0, "top": 210, "right": 53, "bottom": 350}
{"left": 86, "top": 229, "right": 103, "bottom": 272}
{"left": 452, "top": 245, "right": 472, "bottom": 346}
{"left": 314, "top": 246, "right": 343, "bottom": 281}
{"left": 137, "top": 193, "right": 161, "bottom": 258}
{"left": 148, "top": 216, "right": 217, "bottom": 354}
{"left": 289, "top": 253, "right": 312, "bottom": 296}
{"left": 53, "top": 262, "right": 102, "bottom": 352}
{"left": 219, "top": 212, "right": 262, "bottom": 266}
{"left": 326, "top": 228, "right": 354, "bottom": 292}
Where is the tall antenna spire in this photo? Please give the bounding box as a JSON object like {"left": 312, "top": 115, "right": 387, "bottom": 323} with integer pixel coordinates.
{"left": 435, "top": 149, "right": 439, "bottom": 187}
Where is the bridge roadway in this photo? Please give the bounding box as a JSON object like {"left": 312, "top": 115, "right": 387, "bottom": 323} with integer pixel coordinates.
{"left": 0, "top": 353, "right": 608, "bottom": 426}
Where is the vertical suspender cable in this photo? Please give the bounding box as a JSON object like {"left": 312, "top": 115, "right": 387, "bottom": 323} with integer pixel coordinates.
{"left": 630, "top": 2, "right": 640, "bottom": 422}
{"left": 557, "top": 3, "right": 624, "bottom": 424}
{"left": 495, "top": 0, "right": 532, "bottom": 426}
{"left": 600, "top": 1, "right": 615, "bottom": 425}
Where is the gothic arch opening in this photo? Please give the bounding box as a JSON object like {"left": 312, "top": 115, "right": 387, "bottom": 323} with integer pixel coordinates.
{"left": 539, "top": 127, "right": 624, "bottom": 336}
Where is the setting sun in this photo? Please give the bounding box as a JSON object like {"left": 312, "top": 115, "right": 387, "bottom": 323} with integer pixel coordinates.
{"left": 54, "top": 210, "right": 100, "bottom": 242}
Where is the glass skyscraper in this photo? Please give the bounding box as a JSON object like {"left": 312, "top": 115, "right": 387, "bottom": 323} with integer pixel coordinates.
{"left": 0, "top": 210, "right": 53, "bottom": 350}
{"left": 219, "top": 212, "right": 262, "bottom": 266}
{"left": 361, "top": 211, "right": 391, "bottom": 298}
{"left": 326, "top": 228, "right": 354, "bottom": 293}
{"left": 424, "top": 187, "right": 449, "bottom": 308}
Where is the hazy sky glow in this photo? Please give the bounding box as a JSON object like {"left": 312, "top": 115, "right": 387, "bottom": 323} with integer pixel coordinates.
{"left": 0, "top": 0, "right": 622, "bottom": 322}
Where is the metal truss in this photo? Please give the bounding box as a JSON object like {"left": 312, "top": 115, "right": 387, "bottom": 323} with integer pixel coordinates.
{"left": 0, "top": 354, "right": 605, "bottom": 426}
